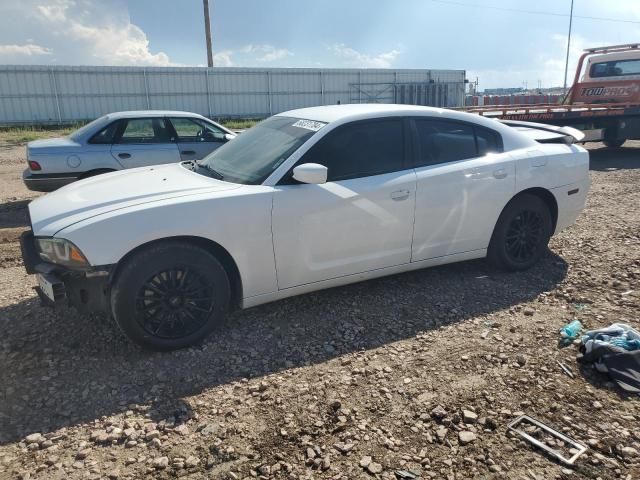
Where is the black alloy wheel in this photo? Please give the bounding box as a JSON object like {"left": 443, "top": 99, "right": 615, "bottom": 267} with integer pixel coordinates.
{"left": 504, "top": 209, "right": 543, "bottom": 264}
{"left": 488, "top": 193, "right": 552, "bottom": 271}
{"left": 111, "top": 241, "right": 230, "bottom": 350}
{"left": 136, "top": 267, "right": 215, "bottom": 339}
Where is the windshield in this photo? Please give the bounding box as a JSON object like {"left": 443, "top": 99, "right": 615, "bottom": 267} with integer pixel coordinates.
{"left": 199, "top": 116, "right": 325, "bottom": 185}
{"left": 69, "top": 115, "right": 109, "bottom": 140}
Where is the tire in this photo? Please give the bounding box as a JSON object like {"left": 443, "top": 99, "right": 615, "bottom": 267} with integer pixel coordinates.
{"left": 603, "top": 139, "right": 625, "bottom": 149}
{"left": 110, "top": 241, "right": 230, "bottom": 351}
{"left": 487, "top": 194, "right": 553, "bottom": 271}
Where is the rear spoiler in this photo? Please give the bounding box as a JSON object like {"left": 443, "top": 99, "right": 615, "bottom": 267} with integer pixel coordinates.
{"left": 500, "top": 120, "right": 585, "bottom": 145}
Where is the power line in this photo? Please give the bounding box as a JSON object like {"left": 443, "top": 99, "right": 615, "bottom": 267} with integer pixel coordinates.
{"left": 429, "top": 0, "right": 640, "bottom": 25}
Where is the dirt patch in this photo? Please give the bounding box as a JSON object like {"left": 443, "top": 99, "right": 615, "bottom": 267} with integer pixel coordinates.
{"left": 0, "top": 142, "right": 638, "bottom": 479}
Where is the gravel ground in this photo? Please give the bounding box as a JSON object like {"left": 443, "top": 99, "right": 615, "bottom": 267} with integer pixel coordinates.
{"left": 0, "top": 142, "right": 639, "bottom": 480}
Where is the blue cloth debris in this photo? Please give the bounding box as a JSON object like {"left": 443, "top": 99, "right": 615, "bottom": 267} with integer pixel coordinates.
{"left": 579, "top": 323, "right": 640, "bottom": 393}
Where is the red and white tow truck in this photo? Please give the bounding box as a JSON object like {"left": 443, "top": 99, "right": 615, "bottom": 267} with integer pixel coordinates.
{"left": 465, "top": 43, "right": 640, "bottom": 148}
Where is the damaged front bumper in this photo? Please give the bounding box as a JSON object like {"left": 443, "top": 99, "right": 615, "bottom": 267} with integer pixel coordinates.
{"left": 20, "top": 230, "right": 112, "bottom": 313}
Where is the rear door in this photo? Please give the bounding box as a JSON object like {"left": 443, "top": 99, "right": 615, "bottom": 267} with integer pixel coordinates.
{"left": 168, "top": 117, "right": 227, "bottom": 161}
{"left": 110, "top": 117, "right": 180, "bottom": 168}
{"left": 410, "top": 118, "right": 515, "bottom": 261}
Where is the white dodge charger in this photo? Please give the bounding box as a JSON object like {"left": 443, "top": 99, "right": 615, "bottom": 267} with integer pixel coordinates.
{"left": 21, "top": 104, "right": 589, "bottom": 350}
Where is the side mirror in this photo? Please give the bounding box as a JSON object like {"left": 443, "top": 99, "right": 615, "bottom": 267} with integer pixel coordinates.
{"left": 292, "top": 163, "right": 328, "bottom": 185}
{"left": 224, "top": 133, "right": 236, "bottom": 141}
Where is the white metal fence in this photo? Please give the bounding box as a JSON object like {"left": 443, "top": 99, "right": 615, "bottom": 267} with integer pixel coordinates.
{"left": 0, "top": 65, "right": 466, "bottom": 125}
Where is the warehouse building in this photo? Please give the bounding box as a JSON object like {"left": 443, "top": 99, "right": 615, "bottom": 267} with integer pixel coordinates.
{"left": 0, "top": 65, "right": 466, "bottom": 125}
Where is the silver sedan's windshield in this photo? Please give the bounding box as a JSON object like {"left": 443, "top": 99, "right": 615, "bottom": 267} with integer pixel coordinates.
{"left": 199, "top": 116, "right": 325, "bottom": 185}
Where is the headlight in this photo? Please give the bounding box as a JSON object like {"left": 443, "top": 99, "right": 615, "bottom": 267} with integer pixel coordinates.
{"left": 35, "top": 238, "right": 89, "bottom": 269}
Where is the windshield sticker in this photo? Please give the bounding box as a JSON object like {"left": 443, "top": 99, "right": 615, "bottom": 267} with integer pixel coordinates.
{"left": 292, "top": 119, "right": 326, "bottom": 132}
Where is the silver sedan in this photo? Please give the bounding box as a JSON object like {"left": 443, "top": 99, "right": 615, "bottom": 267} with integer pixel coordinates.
{"left": 23, "top": 110, "right": 236, "bottom": 192}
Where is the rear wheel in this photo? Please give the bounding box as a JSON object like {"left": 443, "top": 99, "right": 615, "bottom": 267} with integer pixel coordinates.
{"left": 488, "top": 194, "right": 552, "bottom": 271}
{"left": 111, "top": 241, "right": 230, "bottom": 350}
{"left": 603, "top": 139, "right": 625, "bottom": 149}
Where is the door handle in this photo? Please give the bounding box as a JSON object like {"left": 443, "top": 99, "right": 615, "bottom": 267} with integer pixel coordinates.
{"left": 117, "top": 153, "right": 131, "bottom": 159}
{"left": 390, "top": 189, "right": 410, "bottom": 201}
{"left": 181, "top": 150, "right": 196, "bottom": 155}
{"left": 493, "top": 168, "right": 508, "bottom": 179}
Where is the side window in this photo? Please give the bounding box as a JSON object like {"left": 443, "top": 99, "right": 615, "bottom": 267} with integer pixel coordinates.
{"left": 414, "top": 119, "right": 476, "bottom": 166}
{"left": 300, "top": 119, "right": 404, "bottom": 182}
{"left": 413, "top": 119, "right": 502, "bottom": 167}
{"left": 118, "top": 118, "right": 172, "bottom": 144}
{"left": 476, "top": 127, "right": 503, "bottom": 156}
{"left": 89, "top": 121, "right": 120, "bottom": 144}
{"left": 170, "top": 117, "right": 226, "bottom": 142}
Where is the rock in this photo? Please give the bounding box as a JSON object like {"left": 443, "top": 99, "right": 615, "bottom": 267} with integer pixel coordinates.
{"left": 322, "top": 456, "right": 331, "bottom": 471}
{"left": 25, "top": 433, "right": 44, "bottom": 445}
{"left": 462, "top": 410, "right": 478, "bottom": 424}
{"left": 334, "top": 442, "right": 354, "bottom": 454}
{"left": 153, "top": 457, "right": 169, "bottom": 470}
{"left": 76, "top": 449, "right": 91, "bottom": 460}
{"left": 524, "top": 307, "right": 535, "bottom": 316}
{"left": 458, "top": 431, "right": 477, "bottom": 445}
{"left": 592, "top": 400, "right": 603, "bottom": 409}
{"left": 360, "top": 456, "right": 372, "bottom": 468}
{"left": 106, "top": 470, "right": 120, "bottom": 479}
{"left": 485, "top": 418, "right": 498, "bottom": 431}
{"left": 516, "top": 354, "right": 527, "bottom": 366}
{"left": 149, "top": 438, "right": 162, "bottom": 449}
{"left": 436, "top": 427, "right": 447, "bottom": 442}
{"left": 306, "top": 447, "right": 316, "bottom": 460}
{"left": 185, "top": 455, "right": 200, "bottom": 467}
{"left": 367, "top": 462, "right": 383, "bottom": 474}
{"left": 431, "top": 405, "right": 447, "bottom": 420}
{"left": 621, "top": 446, "right": 639, "bottom": 459}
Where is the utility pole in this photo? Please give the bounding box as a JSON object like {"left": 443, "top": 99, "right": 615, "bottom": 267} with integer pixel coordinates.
{"left": 563, "top": 0, "right": 574, "bottom": 93}
{"left": 203, "top": 0, "right": 213, "bottom": 67}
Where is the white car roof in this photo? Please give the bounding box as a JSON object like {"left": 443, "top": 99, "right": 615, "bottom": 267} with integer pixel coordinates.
{"left": 277, "top": 103, "right": 512, "bottom": 131}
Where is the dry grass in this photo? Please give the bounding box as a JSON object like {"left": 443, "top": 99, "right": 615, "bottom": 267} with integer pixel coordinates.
{"left": 0, "top": 126, "right": 77, "bottom": 145}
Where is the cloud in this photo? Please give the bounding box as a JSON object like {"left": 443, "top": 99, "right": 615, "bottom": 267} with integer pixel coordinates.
{"left": 0, "top": 43, "right": 52, "bottom": 57}
{"left": 330, "top": 44, "right": 400, "bottom": 68}
{"left": 241, "top": 44, "right": 293, "bottom": 63}
{"left": 212, "top": 50, "right": 234, "bottom": 67}
{"left": 468, "top": 34, "right": 602, "bottom": 90}
{"left": 0, "top": 0, "right": 174, "bottom": 66}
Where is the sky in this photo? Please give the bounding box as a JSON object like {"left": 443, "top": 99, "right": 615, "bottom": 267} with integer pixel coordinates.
{"left": 1, "top": 0, "right": 640, "bottom": 89}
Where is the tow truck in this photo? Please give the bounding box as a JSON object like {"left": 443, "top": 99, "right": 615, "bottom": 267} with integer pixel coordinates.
{"left": 464, "top": 43, "right": 640, "bottom": 148}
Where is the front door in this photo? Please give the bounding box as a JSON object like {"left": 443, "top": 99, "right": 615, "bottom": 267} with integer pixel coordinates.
{"left": 110, "top": 117, "right": 180, "bottom": 168}
{"left": 271, "top": 118, "right": 416, "bottom": 289}
{"left": 168, "top": 117, "right": 227, "bottom": 161}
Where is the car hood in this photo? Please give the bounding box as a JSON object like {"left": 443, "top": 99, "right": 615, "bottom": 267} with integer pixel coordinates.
{"left": 28, "top": 137, "right": 80, "bottom": 152}
{"left": 29, "top": 163, "right": 241, "bottom": 236}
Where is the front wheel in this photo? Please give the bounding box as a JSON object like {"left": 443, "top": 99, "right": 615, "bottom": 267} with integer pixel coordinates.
{"left": 487, "top": 194, "right": 552, "bottom": 271}
{"left": 111, "top": 242, "right": 230, "bottom": 350}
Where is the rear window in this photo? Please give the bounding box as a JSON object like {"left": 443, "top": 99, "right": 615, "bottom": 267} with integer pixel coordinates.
{"left": 590, "top": 59, "right": 640, "bottom": 78}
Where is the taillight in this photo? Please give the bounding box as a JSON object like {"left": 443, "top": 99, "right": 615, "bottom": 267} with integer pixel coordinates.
{"left": 28, "top": 160, "right": 41, "bottom": 171}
